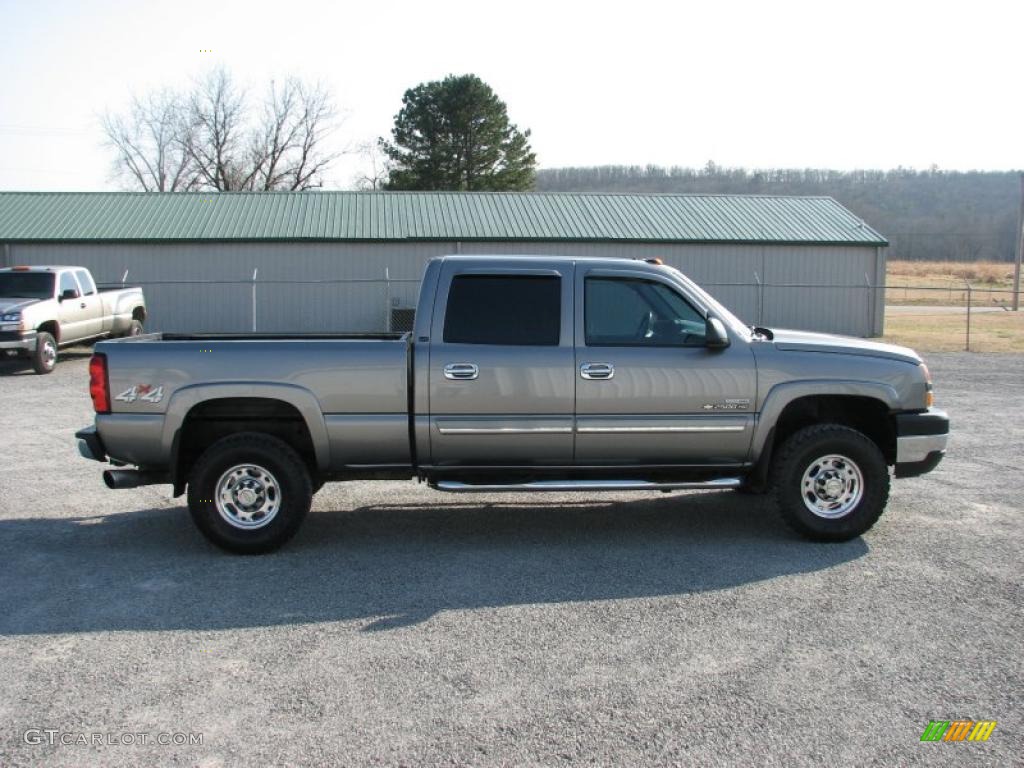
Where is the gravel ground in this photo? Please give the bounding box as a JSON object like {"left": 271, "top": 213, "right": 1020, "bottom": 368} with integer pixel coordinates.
{"left": 0, "top": 348, "right": 1020, "bottom": 767}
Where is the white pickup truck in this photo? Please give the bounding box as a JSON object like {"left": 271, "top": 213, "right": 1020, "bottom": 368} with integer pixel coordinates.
{"left": 0, "top": 265, "right": 146, "bottom": 373}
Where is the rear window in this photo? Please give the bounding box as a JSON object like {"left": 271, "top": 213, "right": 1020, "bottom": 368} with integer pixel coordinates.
{"left": 443, "top": 275, "right": 561, "bottom": 346}
{"left": 75, "top": 270, "right": 97, "bottom": 295}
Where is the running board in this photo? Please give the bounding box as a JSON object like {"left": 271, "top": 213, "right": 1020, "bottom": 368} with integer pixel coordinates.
{"left": 431, "top": 478, "right": 742, "bottom": 493}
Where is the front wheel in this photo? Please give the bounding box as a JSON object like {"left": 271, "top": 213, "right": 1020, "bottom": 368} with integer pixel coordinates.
{"left": 187, "top": 433, "right": 312, "bottom": 554}
{"left": 32, "top": 332, "right": 57, "bottom": 374}
{"left": 770, "top": 424, "right": 889, "bottom": 541}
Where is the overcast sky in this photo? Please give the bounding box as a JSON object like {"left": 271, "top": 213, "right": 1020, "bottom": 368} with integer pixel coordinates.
{"left": 0, "top": 0, "right": 1020, "bottom": 191}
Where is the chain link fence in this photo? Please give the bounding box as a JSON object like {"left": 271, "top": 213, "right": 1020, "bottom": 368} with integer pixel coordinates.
{"left": 879, "top": 283, "right": 1019, "bottom": 352}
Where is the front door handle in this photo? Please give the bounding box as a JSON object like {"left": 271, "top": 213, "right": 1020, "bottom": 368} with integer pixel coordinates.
{"left": 444, "top": 362, "right": 479, "bottom": 380}
{"left": 580, "top": 362, "right": 614, "bottom": 380}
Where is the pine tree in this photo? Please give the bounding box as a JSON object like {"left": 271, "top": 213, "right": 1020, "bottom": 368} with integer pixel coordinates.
{"left": 381, "top": 74, "right": 536, "bottom": 191}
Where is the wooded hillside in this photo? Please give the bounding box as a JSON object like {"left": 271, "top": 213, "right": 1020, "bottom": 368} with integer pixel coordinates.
{"left": 535, "top": 165, "right": 1021, "bottom": 262}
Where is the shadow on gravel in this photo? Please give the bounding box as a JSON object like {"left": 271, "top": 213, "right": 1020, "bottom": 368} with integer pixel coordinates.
{"left": 0, "top": 346, "right": 93, "bottom": 375}
{"left": 0, "top": 492, "right": 868, "bottom": 635}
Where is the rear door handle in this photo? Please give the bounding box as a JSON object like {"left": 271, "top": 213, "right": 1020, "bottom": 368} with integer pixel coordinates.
{"left": 580, "top": 362, "right": 614, "bottom": 380}
{"left": 444, "top": 363, "right": 479, "bottom": 380}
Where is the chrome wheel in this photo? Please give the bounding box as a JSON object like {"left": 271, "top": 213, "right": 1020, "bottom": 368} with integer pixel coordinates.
{"left": 215, "top": 464, "right": 281, "bottom": 530}
{"left": 800, "top": 454, "right": 864, "bottom": 519}
{"left": 41, "top": 339, "right": 57, "bottom": 367}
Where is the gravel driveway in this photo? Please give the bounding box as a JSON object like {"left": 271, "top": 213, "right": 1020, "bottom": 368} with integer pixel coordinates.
{"left": 0, "top": 348, "right": 1020, "bottom": 766}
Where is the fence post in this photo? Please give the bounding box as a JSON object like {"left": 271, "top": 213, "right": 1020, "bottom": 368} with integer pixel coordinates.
{"left": 753, "top": 271, "right": 763, "bottom": 325}
{"left": 964, "top": 278, "right": 972, "bottom": 352}
{"left": 251, "top": 268, "right": 258, "bottom": 333}
{"left": 384, "top": 267, "right": 391, "bottom": 332}
{"left": 864, "top": 273, "right": 872, "bottom": 337}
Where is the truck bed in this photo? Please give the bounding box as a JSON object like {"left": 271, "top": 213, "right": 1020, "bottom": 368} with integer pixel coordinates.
{"left": 95, "top": 332, "right": 414, "bottom": 469}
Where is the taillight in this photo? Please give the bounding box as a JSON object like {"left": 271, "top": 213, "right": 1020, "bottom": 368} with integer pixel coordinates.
{"left": 89, "top": 354, "right": 110, "bottom": 413}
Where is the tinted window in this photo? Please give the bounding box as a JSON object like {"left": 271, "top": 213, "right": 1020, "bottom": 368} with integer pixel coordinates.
{"left": 59, "top": 272, "right": 79, "bottom": 297}
{"left": 585, "top": 277, "right": 706, "bottom": 347}
{"left": 444, "top": 275, "right": 561, "bottom": 346}
{"left": 75, "top": 270, "right": 96, "bottom": 295}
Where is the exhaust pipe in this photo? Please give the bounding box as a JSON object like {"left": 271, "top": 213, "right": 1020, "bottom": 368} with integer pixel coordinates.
{"left": 103, "top": 469, "right": 167, "bottom": 489}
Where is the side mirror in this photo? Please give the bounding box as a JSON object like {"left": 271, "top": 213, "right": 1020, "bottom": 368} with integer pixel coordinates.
{"left": 705, "top": 316, "right": 730, "bottom": 349}
{"left": 59, "top": 288, "right": 80, "bottom": 302}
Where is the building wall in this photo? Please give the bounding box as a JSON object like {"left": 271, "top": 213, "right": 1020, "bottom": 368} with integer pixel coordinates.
{"left": 3, "top": 241, "right": 885, "bottom": 336}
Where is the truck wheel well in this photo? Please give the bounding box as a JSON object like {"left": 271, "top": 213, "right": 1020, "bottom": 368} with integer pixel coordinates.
{"left": 772, "top": 395, "right": 896, "bottom": 464}
{"left": 174, "top": 398, "right": 316, "bottom": 494}
{"left": 37, "top": 320, "right": 59, "bottom": 343}
{"left": 132, "top": 306, "right": 146, "bottom": 322}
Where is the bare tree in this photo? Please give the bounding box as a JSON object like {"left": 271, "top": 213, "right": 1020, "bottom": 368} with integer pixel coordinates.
{"left": 103, "top": 67, "right": 341, "bottom": 192}
{"left": 101, "top": 90, "right": 197, "bottom": 191}
{"left": 352, "top": 140, "right": 390, "bottom": 190}
{"left": 183, "top": 68, "right": 250, "bottom": 190}
{"left": 248, "top": 78, "right": 339, "bottom": 191}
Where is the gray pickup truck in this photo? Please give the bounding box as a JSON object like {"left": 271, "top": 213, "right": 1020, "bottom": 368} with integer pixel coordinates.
{"left": 77, "top": 255, "right": 948, "bottom": 553}
{"left": 0, "top": 265, "right": 146, "bottom": 373}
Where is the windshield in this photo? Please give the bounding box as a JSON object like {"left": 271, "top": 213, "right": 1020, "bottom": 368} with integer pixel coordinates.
{"left": 662, "top": 266, "right": 753, "bottom": 339}
{"left": 0, "top": 272, "right": 55, "bottom": 300}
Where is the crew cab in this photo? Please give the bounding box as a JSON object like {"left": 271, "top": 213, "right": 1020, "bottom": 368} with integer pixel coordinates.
{"left": 0, "top": 265, "right": 146, "bottom": 373}
{"left": 76, "top": 256, "right": 948, "bottom": 553}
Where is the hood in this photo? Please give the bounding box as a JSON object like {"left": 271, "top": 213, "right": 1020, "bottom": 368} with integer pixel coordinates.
{"left": 770, "top": 328, "right": 921, "bottom": 364}
{"left": 0, "top": 298, "right": 41, "bottom": 314}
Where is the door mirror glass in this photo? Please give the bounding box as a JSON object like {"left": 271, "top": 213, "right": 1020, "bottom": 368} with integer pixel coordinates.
{"left": 705, "top": 316, "right": 730, "bottom": 349}
{"left": 59, "top": 288, "right": 79, "bottom": 301}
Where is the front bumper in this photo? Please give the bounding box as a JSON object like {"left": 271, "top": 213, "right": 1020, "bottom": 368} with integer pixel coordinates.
{"left": 894, "top": 408, "right": 949, "bottom": 478}
{"left": 0, "top": 329, "right": 37, "bottom": 352}
{"left": 76, "top": 425, "right": 107, "bottom": 463}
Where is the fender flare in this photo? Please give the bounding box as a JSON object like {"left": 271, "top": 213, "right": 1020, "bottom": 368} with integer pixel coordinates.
{"left": 751, "top": 379, "right": 900, "bottom": 460}
{"left": 161, "top": 382, "right": 331, "bottom": 472}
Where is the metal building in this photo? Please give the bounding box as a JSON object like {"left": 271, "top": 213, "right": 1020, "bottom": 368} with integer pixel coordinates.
{"left": 0, "top": 191, "right": 888, "bottom": 336}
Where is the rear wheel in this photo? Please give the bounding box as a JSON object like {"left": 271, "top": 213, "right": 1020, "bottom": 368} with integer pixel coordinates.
{"left": 187, "top": 432, "right": 312, "bottom": 554}
{"left": 771, "top": 424, "right": 889, "bottom": 541}
{"left": 32, "top": 332, "right": 57, "bottom": 374}
{"left": 125, "top": 319, "right": 143, "bottom": 337}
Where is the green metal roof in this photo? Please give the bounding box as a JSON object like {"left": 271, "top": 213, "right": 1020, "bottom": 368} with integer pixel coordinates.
{"left": 0, "top": 191, "right": 887, "bottom": 246}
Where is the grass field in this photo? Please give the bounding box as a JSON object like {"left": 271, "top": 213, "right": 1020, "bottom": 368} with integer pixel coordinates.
{"left": 883, "top": 308, "right": 1024, "bottom": 353}
{"left": 887, "top": 259, "right": 1017, "bottom": 287}
{"left": 885, "top": 260, "right": 1017, "bottom": 307}
{"left": 882, "top": 261, "right": 1022, "bottom": 351}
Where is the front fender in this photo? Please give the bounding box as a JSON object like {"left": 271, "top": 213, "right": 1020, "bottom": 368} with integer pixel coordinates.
{"left": 751, "top": 379, "right": 900, "bottom": 460}
{"left": 161, "top": 381, "right": 331, "bottom": 471}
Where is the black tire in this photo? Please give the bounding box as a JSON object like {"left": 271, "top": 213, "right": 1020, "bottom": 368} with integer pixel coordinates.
{"left": 187, "top": 432, "right": 312, "bottom": 554}
{"left": 32, "top": 331, "right": 58, "bottom": 374}
{"left": 770, "top": 424, "right": 889, "bottom": 542}
{"left": 125, "top": 319, "right": 143, "bottom": 337}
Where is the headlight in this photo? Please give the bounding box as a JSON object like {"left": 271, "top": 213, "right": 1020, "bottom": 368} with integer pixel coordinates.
{"left": 0, "top": 312, "right": 26, "bottom": 331}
